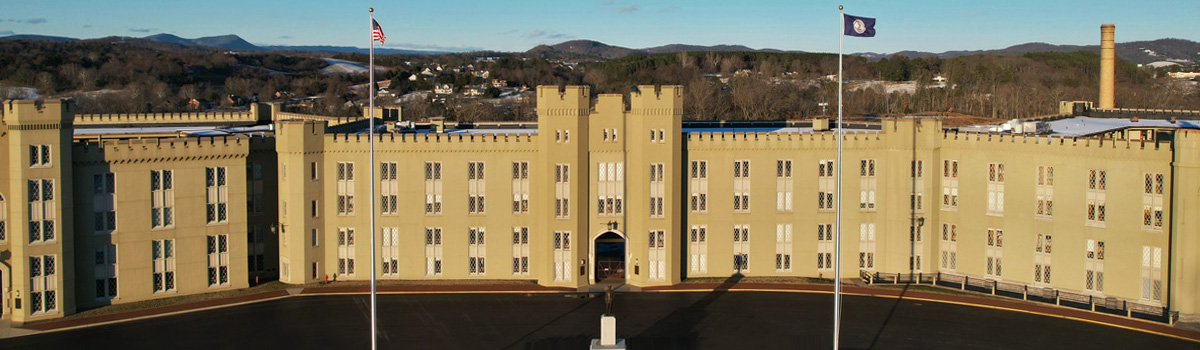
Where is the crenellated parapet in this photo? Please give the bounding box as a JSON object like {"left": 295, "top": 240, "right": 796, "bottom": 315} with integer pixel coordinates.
{"left": 74, "top": 103, "right": 269, "bottom": 126}
{"left": 323, "top": 131, "right": 538, "bottom": 153}
{"left": 536, "top": 85, "right": 590, "bottom": 117}
{"left": 687, "top": 129, "right": 885, "bottom": 151}
{"left": 629, "top": 85, "right": 683, "bottom": 117}
{"left": 73, "top": 135, "right": 252, "bottom": 165}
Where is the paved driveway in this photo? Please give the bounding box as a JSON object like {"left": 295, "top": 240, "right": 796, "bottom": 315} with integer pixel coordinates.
{"left": 4, "top": 290, "right": 1195, "bottom": 349}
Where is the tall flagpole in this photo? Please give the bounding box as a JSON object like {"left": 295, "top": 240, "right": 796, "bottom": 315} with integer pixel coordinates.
{"left": 834, "top": 4, "right": 845, "bottom": 350}
{"left": 368, "top": 7, "right": 379, "bottom": 350}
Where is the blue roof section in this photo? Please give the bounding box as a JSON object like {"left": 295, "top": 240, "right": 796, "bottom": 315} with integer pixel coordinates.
{"left": 1046, "top": 117, "right": 1193, "bottom": 137}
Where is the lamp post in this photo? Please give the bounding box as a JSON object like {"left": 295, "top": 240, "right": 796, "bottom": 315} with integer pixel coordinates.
{"left": 818, "top": 102, "right": 829, "bottom": 118}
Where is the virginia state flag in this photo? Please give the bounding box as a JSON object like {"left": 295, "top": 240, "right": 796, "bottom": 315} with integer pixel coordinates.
{"left": 843, "top": 14, "right": 876, "bottom": 37}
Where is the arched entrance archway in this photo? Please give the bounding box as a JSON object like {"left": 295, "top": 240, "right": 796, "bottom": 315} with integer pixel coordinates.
{"left": 591, "top": 231, "right": 626, "bottom": 283}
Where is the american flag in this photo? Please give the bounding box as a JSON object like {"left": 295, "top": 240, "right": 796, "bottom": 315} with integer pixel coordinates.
{"left": 372, "top": 19, "right": 386, "bottom": 44}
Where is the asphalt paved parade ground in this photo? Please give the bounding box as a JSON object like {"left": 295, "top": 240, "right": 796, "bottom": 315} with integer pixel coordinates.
{"left": 4, "top": 289, "right": 1197, "bottom": 349}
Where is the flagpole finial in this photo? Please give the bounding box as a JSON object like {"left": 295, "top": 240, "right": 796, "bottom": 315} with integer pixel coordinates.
{"left": 369, "top": 7, "right": 374, "bottom": 12}
{"left": 838, "top": 5, "right": 843, "bottom": 10}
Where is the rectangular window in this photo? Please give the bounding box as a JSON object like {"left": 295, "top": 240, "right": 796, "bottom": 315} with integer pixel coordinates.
{"left": 206, "top": 167, "right": 229, "bottom": 223}
{"left": 311, "top": 228, "right": 318, "bottom": 247}
{"left": 468, "top": 227, "right": 486, "bottom": 276}
{"left": 859, "top": 159, "right": 876, "bottom": 211}
{"left": 942, "top": 159, "right": 959, "bottom": 209}
{"left": 818, "top": 160, "right": 835, "bottom": 211}
{"left": 512, "top": 162, "right": 530, "bottom": 214}
{"left": 910, "top": 224, "right": 924, "bottom": 270}
{"left": 690, "top": 160, "right": 708, "bottom": 213}
{"left": 207, "top": 235, "right": 229, "bottom": 286}
{"left": 425, "top": 227, "right": 443, "bottom": 276}
{"left": 911, "top": 160, "right": 924, "bottom": 213}
{"left": 512, "top": 227, "right": 530, "bottom": 276}
{"left": 987, "top": 163, "right": 1005, "bottom": 216}
{"left": 310, "top": 162, "right": 318, "bottom": 181}
{"left": 555, "top": 164, "right": 570, "bottom": 219}
{"left": 382, "top": 227, "right": 399, "bottom": 277}
{"left": 986, "top": 228, "right": 1004, "bottom": 278}
{"left": 553, "top": 231, "right": 571, "bottom": 282}
{"left": 776, "top": 160, "right": 793, "bottom": 212}
{"left": 150, "top": 170, "right": 174, "bottom": 228}
{"left": 94, "top": 245, "right": 118, "bottom": 299}
{"left": 648, "top": 230, "right": 666, "bottom": 281}
{"left": 424, "top": 162, "right": 442, "bottom": 215}
{"left": 817, "top": 223, "right": 834, "bottom": 272}
{"left": 775, "top": 224, "right": 793, "bottom": 272}
{"left": 733, "top": 160, "right": 750, "bottom": 213}
{"left": 1085, "top": 239, "right": 1105, "bottom": 293}
{"left": 940, "top": 223, "right": 958, "bottom": 271}
{"left": 29, "top": 144, "right": 51, "bottom": 167}
{"left": 689, "top": 225, "right": 708, "bottom": 274}
{"left": 337, "top": 228, "right": 356, "bottom": 276}
{"left": 649, "top": 163, "right": 665, "bottom": 217}
{"left": 249, "top": 226, "right": 266, "bottom": 272}
{"left": 28, "top": 179, "right": 56, "bottom": 243}
{"left": 247, "top": 163, "right": 265, "bottom": 215}
{"left": 152, "top": 239, "right": 176, "bottom": 293}
{"left": 1033, "top": 234, "right": 1052, "bottom": 285}
{"left": 859, "top": 223, "right": 876, "bottom": 270}
{"left": 336, "top": 162, "right": 355, "bottom": 216}
{"left": 1036, "top": 166, "right": 1054, "bottom": 219}
{"left": 597, "top": 162, "right": 624, "bottom": 216}
{"left": 381, "top": 162, "right": 398, "bottom": 215}
{"left": 467, "top": 162, "right": 486, "bottom": 215}
{"left": 1086, "top": 170, "right": 1107, "bottom": 226}
{"left": 29, "top": 255, "right": 57, "bottom": 313}
{"left": 1143, "top": 173, "right": 1165, "bottom": 232}
{"left": 1142, "top": 246, "right": 1163, "bottom": 302}
{"left": 93, "top": 173, "right": 116, "bottom": 234}
{"left": 733, "top": 225, "right": 750, "bottom": 272}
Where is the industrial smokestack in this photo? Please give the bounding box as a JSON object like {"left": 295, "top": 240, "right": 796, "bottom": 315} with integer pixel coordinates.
{"left": 1099, "top": 24, "right": 1115, "bottom": 109}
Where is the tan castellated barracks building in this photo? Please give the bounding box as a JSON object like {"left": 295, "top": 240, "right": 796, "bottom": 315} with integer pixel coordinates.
{"left": 2, "top": 83, "right": 1200, "bottom": 325}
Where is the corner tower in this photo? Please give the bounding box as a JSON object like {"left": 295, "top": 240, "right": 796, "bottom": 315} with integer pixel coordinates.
{"left": 536, "top": 86, "right": 591, "bottom": 288}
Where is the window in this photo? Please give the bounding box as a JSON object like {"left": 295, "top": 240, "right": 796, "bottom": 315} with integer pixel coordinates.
{"left": 911, "top": 160, "right": 924, "bottom": 212}
{"left": 207, "top": 235, "right": 229, "bottom": 286}
{"left": 818, "top": 160, "right": 835, "bottom": 211}
{"left": 467, "top": 162, "right": 486, "bottom": 214}
{"left": 1143, "top": 173, "right": 1165, "bottom": 232}
{"left": 1036, "top": 166, "right": 1054, "bottom": 219}
{"left": 987, "top": 163, "right": 1005, "bottom": 216}
{"left": 733, "top": 160, "right": 750, "bottom": 213}
{"left": 93, "top": 173, "right": 116, "bottom": 234}
{"left": 152, "top": 239, "right": 176, "bottom": 293}
{"left": 29, "top": 144, "right": 51, "bottom": 167}
{"left": 425, "top": 227, "right": 443, "bottom": 276}
{"left": 95, "top": 245, "right": 117, "bottom": 299}
{"left": 311, "top": 228, "right": 318, "bottom": 247}
{"left": 554, "top": 164, "right": 570, "bottom": 219}
{"left": 28, "top": 179, "right": 56, "bottom": 243}
{"left": 310, "top": 162, "right": 319, "bottom": 181}
{"left": 512, "top": 162, "right": 530, "bottom": 214}
{"left": 29, "top": 255, "right": 57, "bottom": 313}
{"left": 468, "top": 227, "right": 486, "bottom": 276}
{"left": 512, "top": 227, "right": 530, "bottom": 276}
{"left": 817, "top": 224, "right": 834, "bottom": 272}
{"left": 859, "top": 223, "right": 876, "bottom": 270}
{"left": 553, "top": 231, "right": 571, "bottom": 282}
{"left": 942, "top": 160, "right": 959, "bottom": 209}
{"left": 337, "top": 228, "right": 356, "bottom": 276}
{"left": 381, "top": 162, "right": 398, "bottom": 215}
{"left": 940, "top": 223, "right": 958, "bottom": 271}
{"left": 597, "top": 162, "right": 624, "bottom": 216}
{"left": 776, "top": 160, "right": 793, "bottom": 212}
{"left": 0, "top": 194, "right": 6, "bottom": 243}
{"left": 649, "top": 163, "right": 665, "bottom": 217}
{"left": 150, "top": 170, "right": 173, "bottom": 228}
{"left": 1142, "top": 246, "right": 1162, "bottom": 302}
{"left": 336, "top": 162, "right": 355, "bottom": 216}
{"left": 689, "top": 226, "right": 708, "bottom": 274}
{"left": 1086, "top": 170, "right": 1107, "bottom": 226}
{"left": 648, "top": 230, "right": 666, "bottom": 281}
{"left": 775, "top": 224, "right": 792, "bottom": 272}
{"left": 1085, "top": 239, "right": 1105, "bottom": 293}
{"left": 986, "top": 228, "right": 1003, "bottom": 278}
{"left": 311, "top": 200, "right": 318, "bottom": 218}
{"left": 733, "top": 225, "right": 750, "bottom": 272}
{"left": 206, "top": 167, "right": 229, "bottom": 223}
{"left": 424, "top": 162, "right": 442, "bottom": 215}
{"left": 859, "top": 159, "right": 876, "bottom": 211}
{"left": 1033, "top": 234, "right": 1052, "bottom": 285}
{"left": 382, "top": 227, "right": 399, "bottom": 277}
{"left": 690, "top": 161, "right": 708, "bottom": 212}
{"left": 910, "top": 224, "right": 924, "bottom": 270}
{"left": 247, "top": 163, "right": 265, "bottom": 215}
{"left": 249, "top": 226, "right": 266, "bottom": 272}
{"left": 911, "top": 160, "right": 924, "bottom": 178}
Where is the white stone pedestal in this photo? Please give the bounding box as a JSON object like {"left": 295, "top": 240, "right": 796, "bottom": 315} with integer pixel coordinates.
{"left": 590, "top": 314, "right": 626, "bottom": 349}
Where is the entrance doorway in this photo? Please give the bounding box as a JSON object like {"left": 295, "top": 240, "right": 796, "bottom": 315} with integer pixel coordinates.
{"left": 594, "top": 232, "right": 626, "bottom": 283}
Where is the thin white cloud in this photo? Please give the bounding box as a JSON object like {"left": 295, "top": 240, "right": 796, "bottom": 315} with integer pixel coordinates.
{"left": 617, "top": 4, "right": 639, "bottom": 14}
{"left": 278, "top": 35, "right": 293, "bottom": 39}
{"left": 524, "top": 29, "right": 547, "bottom": 38}
{"left": 82, "top": 24, "right": 93, "bottom": 28}
{"left": 524, "top": 29, "right": 573, "bottom": 41}
{"left": 388, "top": 42, "right": 484, "bottom": 52}
{"left": 129, "top": 28, "right": 155, "bottom": 33}
{"left": 497, "top": 29, "right": 518, "bottom": 35}
{"left": 26, "top": 18, "right": 46, "bottom": 24}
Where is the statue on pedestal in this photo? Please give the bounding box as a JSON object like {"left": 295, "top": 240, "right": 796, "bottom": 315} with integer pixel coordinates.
{"left": 604, "top": 286, "right": 615, "bottom": 315}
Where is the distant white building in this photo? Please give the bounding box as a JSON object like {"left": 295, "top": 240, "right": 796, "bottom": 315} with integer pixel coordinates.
{"left": 434, "top": 84, "right": 455, "bottom": 95}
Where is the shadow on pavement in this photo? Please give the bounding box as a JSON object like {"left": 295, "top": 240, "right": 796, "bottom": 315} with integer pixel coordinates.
{"left": 629, "top": 274, "right": 743, "bottom": 349}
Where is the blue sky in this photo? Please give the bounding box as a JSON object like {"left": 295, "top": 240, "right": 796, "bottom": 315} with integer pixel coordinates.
{"left": 2, "top": 0, "right": 1198, "bottom": 54}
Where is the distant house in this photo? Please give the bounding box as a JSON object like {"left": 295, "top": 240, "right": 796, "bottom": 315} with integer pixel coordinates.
{"left": 408, "top": 74, "right": 420, "bottom": 81}
{"left": 933, "top": 75, "right": 947, "bottom": 83}
{"left": 434, "top": 84, "right": 455, "bottom": 95}
{"left": 462, "top": 86, "right": 484, "bottom": 97}
{"left": 421, "top": 68, "right": 437, "bottom": 76}
{"left": 187, "top": 98, "right": 213, "bottom": 110}
{"left": 490, "top": 79, "right": 508, "bottom": 88}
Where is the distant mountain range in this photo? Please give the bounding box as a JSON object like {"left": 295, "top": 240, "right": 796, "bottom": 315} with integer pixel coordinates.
{"left": 2, "top": 33, "right": 1198, "bottom": 65}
